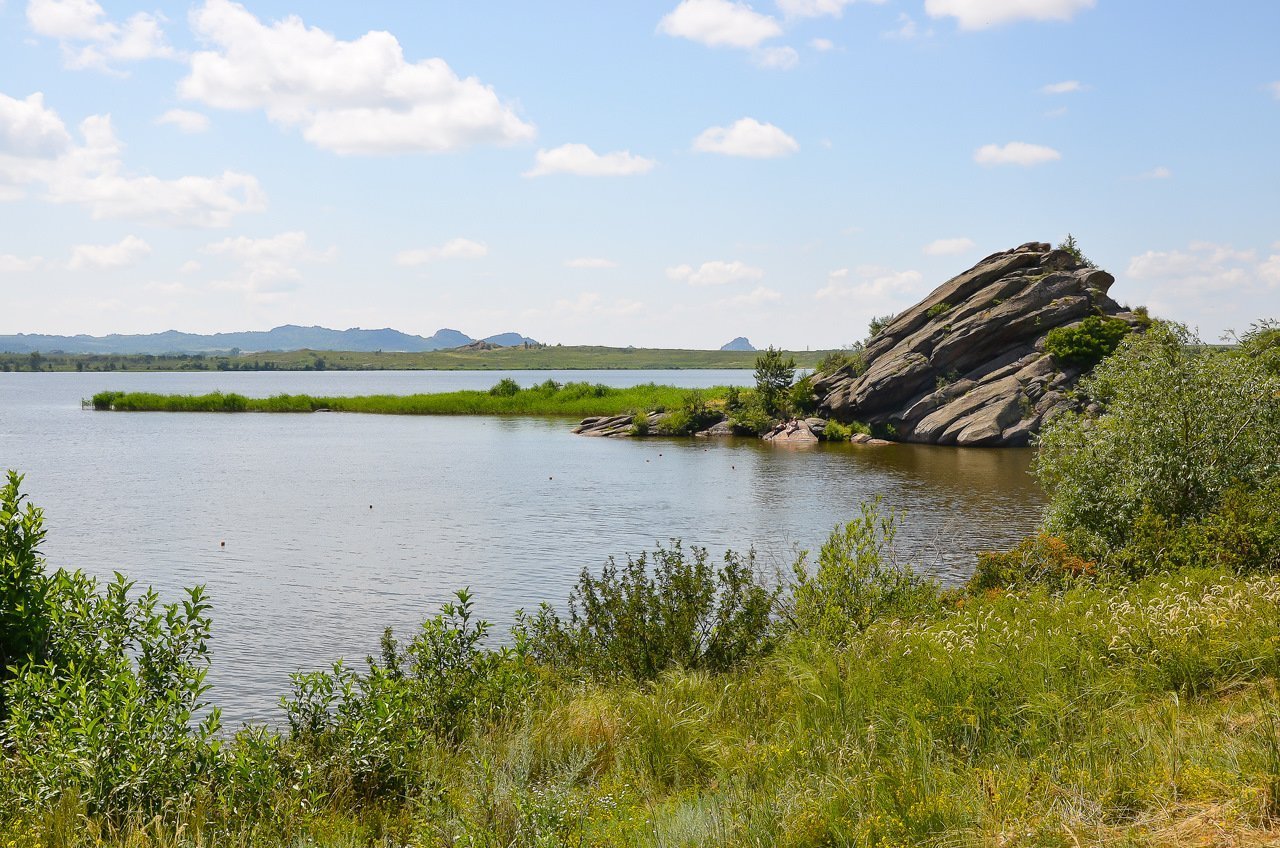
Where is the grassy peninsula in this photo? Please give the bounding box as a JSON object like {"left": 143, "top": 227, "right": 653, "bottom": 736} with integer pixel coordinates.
{"left": 5, "top": 321, "right": 1280, "bottom": 847}
{"left": 3, "top": 346, "right": 835, "bottom": 373}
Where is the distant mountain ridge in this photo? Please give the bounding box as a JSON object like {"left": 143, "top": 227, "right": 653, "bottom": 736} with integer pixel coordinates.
{"left": 0, "top": 325, "right": 540, "bottom": 355}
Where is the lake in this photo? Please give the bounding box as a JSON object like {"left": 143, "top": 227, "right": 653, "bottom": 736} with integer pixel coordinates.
{"left": 0, "top": 369, "right": 1044, "bottom": 725}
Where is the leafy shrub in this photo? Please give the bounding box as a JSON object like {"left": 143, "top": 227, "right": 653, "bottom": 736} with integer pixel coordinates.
{"left": 728, "top": 397, "right": 775, "bottom": 436}
{"left": 1036, "top": 322, "right": 1280, "bottom": 557}
{"left": 515, "top": 542, "right": 779, "bottom": 682}
{"left": 754, "top": 347, "right": 796, "bottom": 417}
{"left": 2, "top": 573, "right": 221, "bottom": 817}
{"left": 867, "top": 313, "right": 897, "bottom": 340}
{"left": 282, "top": 589, "right": 534, "bottom": 799}
{"left": 489, "top": 378, "right": 521, "bottom": 397}
{"left": 969, "top": 534, "right": 1096, "bottom": 592}
{"left": 655, "top": 393, "right": 722, "bottom": 436}
{"left": 788, "top": 375, "right": 818, "bottom": 417}
{"left": 787, "top": 500, "right": 938, "bottom": 643}
{"left": 1057, "top": 233, "right": 1096, "bottom": 268}
{"left": 925, "top": 302, "right": 952, "bottom": 319}
{"left": 815, "top": 344, "right": 866, "bottom": 377}
{"left": 820, "top": 420, "right": 852, "bottom": 442}
{"left": 1044, "top": 315, "right": 1131, "bottom": 366}
{"left": 0, "top": 472, "right": 49, "bottom": 719}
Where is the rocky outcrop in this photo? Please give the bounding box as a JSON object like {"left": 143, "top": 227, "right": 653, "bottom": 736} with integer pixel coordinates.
{"left": 813, "top": 242, "right": 1143, "bottom": 447}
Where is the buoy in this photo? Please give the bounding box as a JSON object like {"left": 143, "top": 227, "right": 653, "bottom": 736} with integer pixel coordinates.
{"left": 369, "top": 505, "right": 373, "bottom": 509}
{"left": 220, "top": 541, "right": 225, "bottom": 547}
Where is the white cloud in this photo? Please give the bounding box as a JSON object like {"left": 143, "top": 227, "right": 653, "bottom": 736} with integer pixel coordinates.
{"left": 666, "top": 259, "right": 765, "bottom": 286}
{"left": 776, "top": 0, "right": 883, "bottom": 18}
{"left": 657, "top": 0, "right": 781, "bottom": 48}
{"left": 925, "top": 0, "right": 1094, "bottom": 29}
{"left": 551, "top": 291, "right": 645, "bottom": 317}
{"left": 1136, "top": 166, "right": 1171, "bottom": 180}
{"left": 693, "top": 118, "right": 798, "bottom": 158}
{"left": 1125, "top": 241, "right": 1280, "bottom": 327}
{"left": 810, "top": 37, "right": 834, "bottom": 51}
{"left": 817, "top": 265, "right": 923, "bottom": 300}
{"left": 396, "top": 237, "right": 489, "bottom": 266}
{"left": 525, "top": 143, "right": 655, "bottom": 177}
{"left": 27, "top": 0, "right": 175, "bottom": 71}
{"left": 180, "top": 0, "right": 535, "bottom": 155}
{"left": 565, "top": 257, "right": 618, "bottom": 269}
{"left": 883, "top": 13, "right": 921, "bottom": 39}
{"left": 973, "top": 141, "right": 1061, "bottom": 166}
{"left": 179, "top": 259, "right": 201, "bottom": 274}
{"left": 1268, "top": 81, "right": 1280, "bottom": 100}
{"left": 68, "top": 234, "right": 151, "bottom": 269}
{"left": 203, "top": 230, "right": 333, "bottom": 296}
{"left": 717, "top": 285, "right": 782, "bottom": 307}
{"left": 753, "top": 45, "right": 799, "bottom": 69}
{"left": 0, "top": 253, "right": 44, "bottom": 272}
{"left": 0, "top": 91, "right": 266, "bottom": 226}
{"left": 1040, "top": 79, "right": 1084, "bottom": 94}
{"left": 923, "top": 237, "right": 976, "bottom": 256}
{"left": 0, "top": 91, "right": 72, "bottom": 156}
{"left": 155, "top": 109, "right": 211, "bottom": 134}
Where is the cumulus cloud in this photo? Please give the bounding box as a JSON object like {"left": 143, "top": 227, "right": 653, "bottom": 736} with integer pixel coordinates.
{"left": 1135, "top": 166, "right": 1171, "bottom": 180}
{"left": 565, "top": 257, "right": 618, "bottom": 269}
{"left": 27, "top": 0, "right": 175, "bottom": 71}
{"left": 0, "top": 253, "right": 44, "bottom": 272}
{"left": 753, "top": 45, "right": 799, "bottom": 69}
{"left": 0, "top": 90, "right": 266, "bottom": 226}
{"left": 396, "top": 238, "right": 489, "bottom": 267}
{"left": 810, "top": 37, "right": 834, "bottom": 50}
{"left": 525, "top": 144, "right": 655, "bottom": 177}
{"left": 883, "top": 13, "right": 923, "bottom": 39}
{"left": 693, "top": 118, "right": 798, "bottom": 158}
{"left": 816, "top": 265, "right": 924, "bottom": 300}
{"left": 778, "top": 0, "right": 887, "bottom": 17}
{"left": 923, "top": 237, "right": 976, "bottom": 256}
{"left": 68, "top": 234, "right": 151, "bottom": 269}
{"left": 550, "top": 291, "right": 645, "bottom": 317}
{"left": 925, "top": 0, "right": 1094, "bottom": 29}
{"left": 666, "top": 259, "right": 765, "bottom": 286}
{"left": 203, "top": 230, "right": 333, "bottom": 296}
{"left": 657, "top": 0, "right": 781, "bottom": 48}
{"left": 179, "top": 0, "right": 534, "bottom": 155}
{"left": 1040, "top": 79, "right": 1084, "bottom": 95}
{"left": 973, "top": 141, "right": 1061, "bottom": 166}
{"left": 155, "top": 109, "right": 211, "bottom": 134}
{"left": 717, "top": 285, "right": 782, "bottom": 307}
{"left": 1125, "top": 241, "right": 1280, "bottom": 329}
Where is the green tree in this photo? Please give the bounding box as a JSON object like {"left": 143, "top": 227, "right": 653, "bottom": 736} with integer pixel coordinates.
{"left": 1057, "top": 233, "right": 1097, "bottom": 268}
{"left": 754, "top": 346, "right": 796, "bottom": 417}
{"left": 1035, "top": 322, "right": 1280, "bottom": 555}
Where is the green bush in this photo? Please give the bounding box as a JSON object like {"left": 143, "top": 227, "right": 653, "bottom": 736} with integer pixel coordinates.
{"left": 0, "top": 472, "right": 49, "bottom": 719}
{"left": 1043, "top": 315, "right": 1131, "bottom": 366}
{"left": 867, "top": 313, "right": 897, "bottom": 340}
{"left": 815, "top": 344, "right": 866, "bottom": 377}
{"left": 969, "top": 533, "right": 1097, "bottom": 593}
{"left": 1057, "top": 233, "right": 1097, "bottom": 268}
{"left": 788, "top": 375, "right": 818, "bottom": 417}
{"left": 1036, "top": 321, "right": 1280, "bottom": 558}
{"left": 488, "top": 377, "right": 521, "bottom": 397}
{"left": 754, "top": 347, "right": 796, "bottom": 417}
{"left": 515, "top": 542, "right": 779, "bottom": 682}
{"left": 728, "top": 397, "right": 775, "bottom": 435}
{"left": 654, "top": 393, "right": 722, "bottom": 435}
{"left": 787, "top": 500, "right": 938, "bottom": 643}
{"left": 925, "top": 302, "right": 952, "bottom": 319}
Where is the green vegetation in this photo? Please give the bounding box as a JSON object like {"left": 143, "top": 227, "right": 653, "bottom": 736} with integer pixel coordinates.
{"left": 1, "top": 346, "right": 835, "bottom": 373}
{"left": 91, "top": 381, "right": 735, "bottom": 419}
{"left": 752, "top": 346, "right": 796, "bottom": 417}
{"left": 866, "top": 313, "right": 897, "bottom": 340}
{"left": 8, "top": 316, "right": 1280, "bottom": 845}
{"left": 924, "top": 301, "right": 953, "bottom": 319}
{"left": 1057, "top": 232, "right": 1097, "bottom": 268}
{"left": 1043, "top": 314, "right": 1132, "bottom": 366}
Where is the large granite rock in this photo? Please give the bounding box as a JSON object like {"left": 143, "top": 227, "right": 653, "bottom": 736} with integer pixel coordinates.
{"left": 813, "top": 242, "right": 1143, "bottom": 446}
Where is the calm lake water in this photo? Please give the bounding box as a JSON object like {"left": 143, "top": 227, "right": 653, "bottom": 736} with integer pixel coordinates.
{"left": 0, "top": 369, "right": 1044, "bottom": 725}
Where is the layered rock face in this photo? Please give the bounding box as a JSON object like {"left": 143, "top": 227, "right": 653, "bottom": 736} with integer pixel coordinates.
{"left": 813, "top": 242, "right": 1141, "bottom": 447}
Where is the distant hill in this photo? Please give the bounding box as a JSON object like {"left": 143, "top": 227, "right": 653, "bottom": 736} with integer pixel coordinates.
{"left": 0, "top": 325, "right": 540, "bottom": 355}
{"left": 720, "top": 337, "right": 756, "bottom": 352}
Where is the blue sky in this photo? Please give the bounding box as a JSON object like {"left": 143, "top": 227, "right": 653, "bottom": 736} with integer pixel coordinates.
{"left": 1, "top": 0, "right": 1277, "bottom": 348}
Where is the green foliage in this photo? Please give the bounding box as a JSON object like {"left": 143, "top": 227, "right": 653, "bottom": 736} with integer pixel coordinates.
{"left": 1036, "top": 321, "right": 1280, "bottom": 558}
{"left": 1043, "top": 315, "right": 1131, "bottom": 366}
{"left": 1057, "top": 232, "right": 1097, "bottom": 268}
{"left": 787, "top": 375, "right": 818, "bottom": 417}
{"left": 819, "top": 419, "right": 869, "bottom": 441}
{"left": 654, "top": 393, "right": 722, "bottom": 435}
{"left": 753, "top": 346, "right": 796, "bottom": 417}
{"left": 1237, "top": 318, "right": 1280, "bottom": 374}
{"left": 969, "top": 533, "right": 1097, "bottom": 593}
{"left": 2, "top": 572, "right": 220, "bottom": 818}
{"left": 727, "top": 395, "right": 775, "bottom": 435}
{"left": 0, "top": 472, "right": 49, "bottom": 719}
{"left": 515, "top": 542, "right": 779, "bottom": 682}
{"left": 787, "top": 500, "right": 938, "bottom": 643}
{"left": 282, "top": 589, "right": 534, "bottom": 800}
{"left": 815, "top": 343, "right": 866, "bottom": 377}
{"left": 925, "top": 302, "right": 953, "bottom": 319}
{"left": 488, "top": 377, "right": 522, "bottom": 397}
{"left": 867, "top": 313, "right": 897, "bottom": 340}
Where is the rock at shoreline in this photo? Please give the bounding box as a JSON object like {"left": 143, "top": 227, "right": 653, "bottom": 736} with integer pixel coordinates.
{"left": 812, "top": 242, "right": 1145, "bottom": 447}
{"left": 573, "top": 411, "right": 671, "bottom": 437}
{"left": 763, "top": 419, "right": 820, "bottom": 444}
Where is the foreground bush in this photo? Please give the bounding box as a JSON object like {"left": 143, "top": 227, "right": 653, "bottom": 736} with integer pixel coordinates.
{"left": 1036, "top": 321, "right": 1280, "bottom": 561}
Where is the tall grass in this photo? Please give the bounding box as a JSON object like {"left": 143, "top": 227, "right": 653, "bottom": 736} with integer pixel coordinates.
{"left": 91, "top": 381, "right": 733, "bottom": 418}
